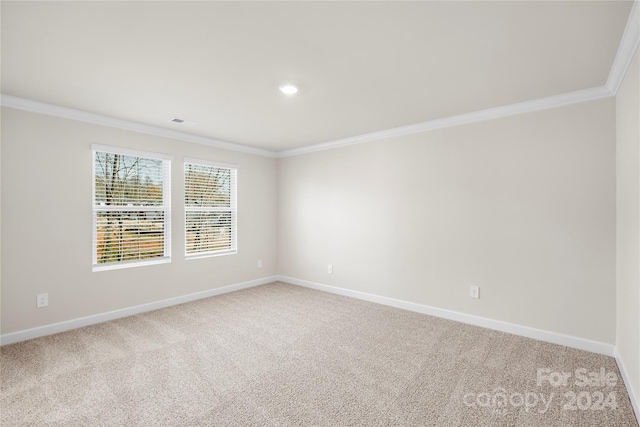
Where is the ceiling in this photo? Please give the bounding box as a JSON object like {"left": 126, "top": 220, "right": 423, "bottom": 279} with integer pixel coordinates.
{"left": 1, "top": 1, "right": 634, "bottom": 153}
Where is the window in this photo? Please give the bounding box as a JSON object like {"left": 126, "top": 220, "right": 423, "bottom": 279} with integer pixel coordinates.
{"left": 184, "top": 158, "right": 237, "bottom": 258}
{"left": 92, "top": 145, "right": 172, "bottom": 271}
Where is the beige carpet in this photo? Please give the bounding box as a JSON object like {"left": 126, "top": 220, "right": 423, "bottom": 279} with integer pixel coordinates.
{"left": 1, "top": 282, "right": 638, "bottom": 426}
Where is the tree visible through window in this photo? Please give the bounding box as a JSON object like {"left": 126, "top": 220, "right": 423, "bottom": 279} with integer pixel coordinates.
{"left": 92, "top": 145, "right": 171, "bottom": 270}
{"left": 184, "top": 159, "right": 237, "bottom": 257}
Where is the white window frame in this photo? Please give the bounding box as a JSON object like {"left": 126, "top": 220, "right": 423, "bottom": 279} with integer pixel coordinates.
{"left": 92, "top": 144, "right": 172, "bottom": 272}
{"left": 184, "top": 157, "right": 238, "bottom": 259}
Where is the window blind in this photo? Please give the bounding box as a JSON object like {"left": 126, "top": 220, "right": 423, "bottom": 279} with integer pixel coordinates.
{"left": 184, "top": 159, "right": 237, "bottom": 257}
{"left": 92, "top": 145, "right": 172, "bottom": 271}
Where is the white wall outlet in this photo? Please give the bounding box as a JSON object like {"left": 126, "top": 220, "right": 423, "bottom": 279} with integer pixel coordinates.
{"left": 257, "top": 259, "right": 263, "bottom": 268}
{"left": 37, "top": 293, "right": 48, "bottom": 308}
{"left": 328, "top": 264, "right": 333, "bottom": 274}
{"left": 470, "top": 286, "right": 480, "bottom": 299}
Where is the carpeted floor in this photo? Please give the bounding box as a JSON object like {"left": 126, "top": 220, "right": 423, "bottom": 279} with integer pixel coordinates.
{"left": 1, "top": 281, "right": 638, "bottom": 426}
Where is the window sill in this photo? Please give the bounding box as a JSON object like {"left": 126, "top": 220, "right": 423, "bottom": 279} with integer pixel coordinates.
{"left": 185, "top": 250, "right": 237, "bottom": 261}
{"left": 93, "top": 257, "right": 171, "bottom": 272}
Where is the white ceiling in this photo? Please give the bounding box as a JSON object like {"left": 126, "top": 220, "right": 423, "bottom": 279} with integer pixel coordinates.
{"left": 1, "top": 1, "right": 634, "bottom": 152}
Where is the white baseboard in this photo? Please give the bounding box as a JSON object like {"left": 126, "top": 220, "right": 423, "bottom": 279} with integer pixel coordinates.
{"left": 0, "top": 273, "right": 619, "bottom": 357}
{"left": 278, "top": 275, "right": 615, "bottom": 357}
{"left": 615, "top": 347, "right": 640, "bottom": 422}
{"left": 0, "top": 276, "right": 277, "bottom": 346}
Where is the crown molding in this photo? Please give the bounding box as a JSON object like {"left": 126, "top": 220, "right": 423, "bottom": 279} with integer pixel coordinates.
{"left": 607, "top": 0, "right": 640, "bottom": 94}
{"left": 0, "top": 94, "right": 277, "bottom": 158}
{"left": 1, "top": 86, "right": 615, "bottom": 161}
{"left": 276, "top": 85, "right": 614, "bottom": 158}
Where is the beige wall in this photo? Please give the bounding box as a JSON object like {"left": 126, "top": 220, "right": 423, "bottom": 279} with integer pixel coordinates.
{"left": 278, "top": 98, "right": 617, "bottom": 343}
{"left": 0, "top": 92, "right": 625, "bottom": 351}
{"left": 616, "top": 48, "right": 640, "bottom": 407}
{"left": 0, "top": 108, "right": 278, "bottom": 334}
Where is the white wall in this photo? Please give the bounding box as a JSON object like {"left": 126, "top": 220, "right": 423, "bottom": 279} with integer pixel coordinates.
{"left": 0, "top": 92, "right": 626, "bottom": 353}
{"left": 616, "top": 47, "right": 640, "bottom": 409}
{"left": 0, "top": 108, "right": 278, "bottom": 334}
{"left": 278, "top": 98, "right": 617, "bottom": 344}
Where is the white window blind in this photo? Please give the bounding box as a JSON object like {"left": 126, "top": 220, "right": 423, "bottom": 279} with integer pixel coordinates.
{"left": 184, "top": 158, "right": 237, "bottom": 258}
{"left": 92, "top": 145, "right": 172, "bottom": 271}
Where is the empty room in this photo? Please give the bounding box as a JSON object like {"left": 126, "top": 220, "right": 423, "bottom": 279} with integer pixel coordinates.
{"left": 1, "top": 1, "right": 639, "bottom": 426}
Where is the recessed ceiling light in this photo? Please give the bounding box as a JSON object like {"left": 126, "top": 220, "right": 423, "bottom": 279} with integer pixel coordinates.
{"left": 279, "top": 84, "right": 298, "bottom": 95}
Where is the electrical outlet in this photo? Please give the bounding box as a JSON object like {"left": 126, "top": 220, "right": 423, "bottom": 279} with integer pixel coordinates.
{"left": 257, "top": 259, "right": 263, "bottom": 268}
{"left": 328, "top": 264, "right": 333, "bottom": 274}
{"left": 470, "top": 286, "right": 480, "bottom": 299}
{"left": 37, "top": 293, "right": 48, "bottom": 308}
